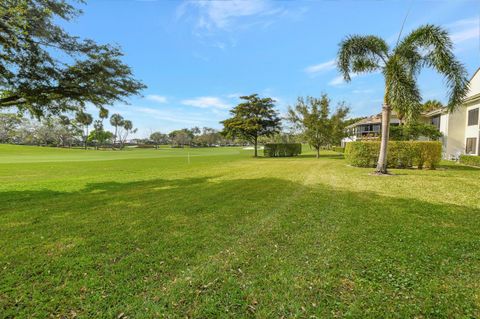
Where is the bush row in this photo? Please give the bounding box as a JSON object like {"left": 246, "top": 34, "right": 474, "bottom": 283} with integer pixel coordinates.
{"left": 264, "top": 143, "right": 302, "bottom": 157}
{"left": 332, "top": 146, "right": 345, "bottom": 153}
{"left": 459, "top": 155, "right": 480, "bottom": 167}
{"left": 345, "top": 141, "right": 442, "bottom": 169}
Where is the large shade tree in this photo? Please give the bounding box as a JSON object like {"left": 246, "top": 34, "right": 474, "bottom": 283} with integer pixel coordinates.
{"left": 337, "top": 25, "right": 468, "bottom": 174}
{"left": 0, "top": 0, "right": 145, "bottom": 117}
{"left": 221, "top": 94, "right": 281, "bottom": 157}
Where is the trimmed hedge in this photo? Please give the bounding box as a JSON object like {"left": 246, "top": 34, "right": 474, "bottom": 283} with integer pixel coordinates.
{"left": 345, "top": 141, "right": 442, "bottom": 169}
{"left": 136, "top": 144, "right": 156, "bottom": 148}
{"left": 332, "top": 146, "right": 345, "bottom": 153}
{"left": 459, "top": 155, "right": 480, "bottom": 167}
{"left": 264, "top": 143, "right": 302, "bottom": 157}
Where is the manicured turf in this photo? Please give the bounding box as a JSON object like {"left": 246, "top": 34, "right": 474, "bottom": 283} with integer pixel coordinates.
{"left": 1, "top": 144, "right": 479, "bottom": 318}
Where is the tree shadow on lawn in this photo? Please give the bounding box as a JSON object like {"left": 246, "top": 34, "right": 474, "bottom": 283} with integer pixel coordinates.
{"left": 1, "top": 176, "right": 480, "bottom": 318}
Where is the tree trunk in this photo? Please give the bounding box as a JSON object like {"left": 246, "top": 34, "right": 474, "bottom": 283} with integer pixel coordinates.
{"left": 375, "top": 104, "right": 391, "bottom": 174}
{"left": 84, "top": 126, "right": 88, "bottom": 150}
{"left": 254, "top": 136, "right": 258, "bottom": 157}
{"left": 316, "top": 148, "right": 320, "bottom": 159}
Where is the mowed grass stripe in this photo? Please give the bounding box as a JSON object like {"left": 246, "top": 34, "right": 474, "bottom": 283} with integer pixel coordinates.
{"left": 0, "top": 146, "right": 479, "bottom": 318}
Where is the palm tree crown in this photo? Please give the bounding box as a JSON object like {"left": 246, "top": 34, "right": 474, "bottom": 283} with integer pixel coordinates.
{"left": 337, "top": 24, "right": 469, "bottom": 173}
{"left": 338, "top": 24, "right": 468, "bottom": 120}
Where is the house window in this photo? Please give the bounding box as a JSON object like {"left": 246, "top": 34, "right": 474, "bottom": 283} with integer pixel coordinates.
{"left": 468, "top": 108, "right": 479, "bottom": 126}
{"left": 431, "top": 115, "right": 441, "bottom": 129}
{"left": 466, "top": 138, "right": 477, "bottom": 154}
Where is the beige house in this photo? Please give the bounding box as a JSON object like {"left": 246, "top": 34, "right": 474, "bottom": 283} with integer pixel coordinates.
{"left": 343, "top": 67, "right": 480, "bottom": 159}
{"left": 422, "top": 68, "right": 480, "bottom": 158}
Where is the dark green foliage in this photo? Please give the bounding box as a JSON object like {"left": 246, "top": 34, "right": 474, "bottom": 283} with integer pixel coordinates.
{"left": 264, "top": 143, "right": 302, "bottom": 157}
{"left": 459, "top": 155, "right": 480, "bottom": 167}
{"left": 345, "top": 141, "right": 442, "bottom": 169}
{"left": 135, "top": 144, "right": 156, "bottom": 149}
{"left": 221, "top": 94, "right": 281, "bottom": 157}
{"left": 0, "top": 0, "right": 145, "bottom": 117}
{"left": 332, "top": 146, "right": 345, "bottom": 153}
{"left": 389, "top": 123, "right": 443, "bottom": 141}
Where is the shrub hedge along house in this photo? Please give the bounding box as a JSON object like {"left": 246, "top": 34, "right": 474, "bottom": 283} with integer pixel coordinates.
{"left": 345, "top": 141, "right": 442, "bottom": 169}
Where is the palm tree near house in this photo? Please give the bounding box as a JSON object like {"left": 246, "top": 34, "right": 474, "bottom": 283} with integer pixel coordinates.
{"left": 75, "top": 111, "right": 93, "bottom": 150}
{"left": 110, "top": 113, "right": 124, "bottom": 148}
{"left": 337, "top": 25, "right": 468, "bottom": 174}
{"left": 423, "top": 99, "right": 444, "bottom": 112}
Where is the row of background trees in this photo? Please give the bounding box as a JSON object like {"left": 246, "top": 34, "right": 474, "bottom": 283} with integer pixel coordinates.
{"left": 0, "top": 111, "right": 137, "bottom": 149}
{"left": 0, "top": 93, "right": 445, "bottom": 155}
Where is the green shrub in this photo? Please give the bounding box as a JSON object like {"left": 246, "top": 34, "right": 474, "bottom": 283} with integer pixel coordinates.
{"left": 332, "top": 146, "right": 345, "bottom": 153}
{"left": 345, "top": 141, "right": 442, "bottom": 169}
{"left": 264, "top": 143, "right": 302, "bottom": 157}
{"left": 390, "top": 123, "right": 443, "bottom": 141}
{"left": 136, "top": 144, "right": 156, "bottom": 148}
{"left": 459, "top": 155, "right": 480, "bottom": 167}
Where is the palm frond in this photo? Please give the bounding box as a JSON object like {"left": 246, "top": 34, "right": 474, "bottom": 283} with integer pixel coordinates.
{"left": 395, "top": 25, "right": 469, "bottom": 111}
{"left": 384, "top": 57, "right": 422, "bottom": 121}
{"left": 337, "top": 35, "right": 389, "bottom": 81}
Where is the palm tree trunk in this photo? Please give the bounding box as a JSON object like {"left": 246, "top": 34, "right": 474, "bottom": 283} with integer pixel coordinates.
{"left": 375, "top": 104, "right": 391, "bottom": 174}
{"left": 113, "top": 126, "right": 117, "bottom": 149}
{"left": 254, "top": 136, "right": 258, "bottom": 157}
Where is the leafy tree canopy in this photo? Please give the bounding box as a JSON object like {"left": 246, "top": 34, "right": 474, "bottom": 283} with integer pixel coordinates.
{"left": 221, "top": 94, "right": 281, "bottom": 157}
{"left": 287, "top": 94, "right": 349, "bottom": 158}
{"left": 0, "top": 0, "right": 145, "bottom": 117}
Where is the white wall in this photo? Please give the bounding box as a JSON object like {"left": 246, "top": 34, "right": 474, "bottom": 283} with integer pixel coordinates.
{"left": 445, "top": 108, "right": 467, "bottom": 159}
{"left": 465, "top": 104, "right": 480, "bottom": 155}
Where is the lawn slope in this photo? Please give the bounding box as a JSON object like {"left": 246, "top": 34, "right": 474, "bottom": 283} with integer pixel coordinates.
{"left": 0, "top": 146, "right": 479, "bottom": 318}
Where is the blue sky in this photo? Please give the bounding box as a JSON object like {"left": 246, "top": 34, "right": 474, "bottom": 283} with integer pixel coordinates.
{"left": 67, "top": 0, "right": 480, "bottom": 137}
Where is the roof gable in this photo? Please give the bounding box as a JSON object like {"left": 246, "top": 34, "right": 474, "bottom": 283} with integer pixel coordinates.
{"left": 466, "top": 67, "right": 480, "bottom": 99}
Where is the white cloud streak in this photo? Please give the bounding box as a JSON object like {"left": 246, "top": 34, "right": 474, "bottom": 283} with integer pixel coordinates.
{"left": 304, "top": 59, "right": 336, "bottom": 74}
{"left": 146, "top": 95, "right": 168, "bottom": 103}
{"left": 181, "top": 96, "right": 231, "bottom": 109}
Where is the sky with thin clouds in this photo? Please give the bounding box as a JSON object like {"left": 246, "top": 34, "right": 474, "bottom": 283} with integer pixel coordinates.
{"left": 63, "top": 0, "right": 480, "bottom": 138}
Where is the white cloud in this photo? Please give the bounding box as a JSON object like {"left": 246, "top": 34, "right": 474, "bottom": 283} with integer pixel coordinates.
{"left": 304, "top": 59, "right": 336, "bottom": 74}
{"left": 448, "top": 16, "right": 479, "bottom": 45}
{"left": 181, "top": 96, "right": 231, "bottom": 109}
{"left": 185, "top": 0, "right": 274, "bottom": 30}
{"left": 177, "top": 0, "right": 295, "bottom": 33}
{"left": 329, "top": 71, "right": 381, "bottom": 87}
{"left": 225, "top": 93, "right": 243, "bottom": 99}
{"left": 329, "top": 75, "right": 349, "bottom": 86}
{"left": 132, "top": 106, "right": 219, "bottom": 125}
{"left": 146, "top": 95, "right": 168, "bottom": 103}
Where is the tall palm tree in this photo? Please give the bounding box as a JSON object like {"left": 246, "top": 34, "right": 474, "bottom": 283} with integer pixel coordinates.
{"left": 337, "top": 25, "right": 468, "bottom": 174}
{"left": 96, "top": 108, "right": 109, "bottom": 149}
{"left": 75, "top": 111, "right": 93, "bottom": 150}
{"left": 109, "top": 113, "right": 124, "bottom": 148}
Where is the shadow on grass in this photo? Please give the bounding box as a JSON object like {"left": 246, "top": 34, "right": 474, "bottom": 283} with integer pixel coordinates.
{"left": 437, "top": 163, "right": 480, "bottom": 171}
{"left": 1, "top": 176, "right": 480, "bottom": 317}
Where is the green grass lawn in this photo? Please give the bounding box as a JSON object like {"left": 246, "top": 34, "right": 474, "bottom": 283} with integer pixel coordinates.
{"left": 1, "top": 144, "right": 479, "bottom": 318}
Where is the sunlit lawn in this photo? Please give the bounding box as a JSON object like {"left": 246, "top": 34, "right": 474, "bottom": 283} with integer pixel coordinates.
{"left": 0, "top": 144, "right": 479, "bottom": 318}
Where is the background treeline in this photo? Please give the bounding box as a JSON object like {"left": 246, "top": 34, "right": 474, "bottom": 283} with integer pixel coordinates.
{"left": 0, "top": 113, "right": 246, "bottom": 149}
